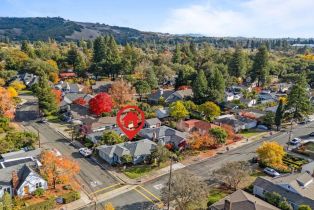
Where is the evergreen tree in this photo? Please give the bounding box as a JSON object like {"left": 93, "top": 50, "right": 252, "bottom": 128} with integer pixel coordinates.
{"left": 106, "top": 36, "right": 121, "bottom": 78}
{"left": 21, "top": 40, "right": 35, "bottom": 58}
{"left": 192, "top": 70, "right": 208, "bottom": 103}
{"left": 229, "top": 47, "right": 246, "bottom": 78}
{"left": 286, "top": 73, "right": 312, "bottom": 121}
{"left": 252, "top": 45, "right": 269, "bottom": 86}
{"left": 135, "top": 80, "right": 151, "bottom": 101}
{"left": 93, "top": 36, "right": 106, "bottom": 63}
{"left": 175, "top": 69, "right": 186, "bottom": 89}
{"left": 145, "top": 68, "right": 158, "bottom": 89}
{"left": 35, "top": 75, "right": 58, "bottom": 116}
{"left": 208, "top": 69, "right": 225, "bottom": 103}
{"left": 275, "top": 99, "right": 284, "bottom": 131}
{"left": 172, "top": 43, "right": 182, "bottom": 64}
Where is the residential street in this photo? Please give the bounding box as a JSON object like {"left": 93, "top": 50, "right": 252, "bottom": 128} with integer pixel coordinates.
{"left": 88, "top": 122, "right": 314, "bottom": 210}
{"left": 15, "top": 94, "right": 314, "bottom": 210}
{"left": 15, "top": 94, "right": 120, "bottom": 195}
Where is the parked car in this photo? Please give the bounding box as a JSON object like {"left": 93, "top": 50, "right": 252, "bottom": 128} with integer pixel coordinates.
{"left": 37, "top": 118, "right": 47, "bottom": 123}
{"left": 79, "top": 148, "right": 92, "bottom": 157}
{"left": 51, "top": 148, "right": 62, "bottom": 157}
{"left": 309, "top": 132, "right": 314, "bottom": 137}
{"left": 290, "top": 138, "right": 301, "bottom": 145}
{"left": 257, "top": 125, "right": 268, "bottom": 130}
{"left": 251, "top": 157, "right": 260, "bottom": 163}
{"left": 263, "top": 167, "right": 280, "bottom": 177}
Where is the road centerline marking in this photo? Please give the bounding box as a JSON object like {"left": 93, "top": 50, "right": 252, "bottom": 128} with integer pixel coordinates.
{"left": 138, "top": 186, "right": 161, "bottom": 202}
{"left": 134, "top": 188, "right": 155, "bottom": 204}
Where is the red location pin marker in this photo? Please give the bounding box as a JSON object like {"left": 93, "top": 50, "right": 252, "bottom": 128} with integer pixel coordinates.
{"left": 116, "top": 105, "right": 145, "bottom": 140}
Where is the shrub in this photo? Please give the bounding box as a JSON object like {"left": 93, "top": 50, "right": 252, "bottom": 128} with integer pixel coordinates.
{"left": 33, "top": 188, "right": 45, "bottom": 197}
{"left": 62, "top": 191, "right": 80, "bottom": 204}
{"left": 21, "top": 198, "right": 55, "bottom": 210}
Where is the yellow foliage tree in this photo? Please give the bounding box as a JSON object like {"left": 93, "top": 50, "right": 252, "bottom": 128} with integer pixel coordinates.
{"left": 256, "top": 141, "right": 285, "bottom": 166}
{"left": 7, "top": 87, "right": 18, "bottom": 97}
{"left": 0, "top": 78, "right": 5, "bottom": 86}
{"left": 0, "top": 87, "right": 15, "bottom": 119}
{"left": 104, "top": 203, "right": 115, "bottom": 210}
{"left": 10, "top": 80, "right": 26, "bottom": 91}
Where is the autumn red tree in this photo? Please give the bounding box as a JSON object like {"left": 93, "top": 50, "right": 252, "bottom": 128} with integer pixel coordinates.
{"left": 0, "top": 87, "right": 15, "bottom": 119}
{"left": 89, "top": 93, "right": 113, "bottom": 115}
{"left": 73, "top": 97, "right": 86, "bottom": 106}
{"left": 52, "top": 89, "right": 62, "bottom": 104}
{"left": 40, "top": 150, "right": 80, "bottom": 189}
{"left": 109, "top": 79, "right": 136, "bottom": 108}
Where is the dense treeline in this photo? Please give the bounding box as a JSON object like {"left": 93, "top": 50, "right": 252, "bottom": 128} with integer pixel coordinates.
{"left": 1, "top": 17, "right": 314, "bottom": 50}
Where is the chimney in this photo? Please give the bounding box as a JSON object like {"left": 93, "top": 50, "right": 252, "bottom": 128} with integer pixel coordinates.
{"left": 160, "top": 88, "right": 164, "bottom": 96}
{"left": 224, "top": 199, "right": 232, "bottom": 210}
{"left": 12, "top": 170, "right": 19, "bottom": 192}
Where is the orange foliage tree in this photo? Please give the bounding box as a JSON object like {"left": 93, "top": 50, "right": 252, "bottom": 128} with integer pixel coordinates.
{"left": 73, "top": 98, "right": 86, "bottom": 106}
{"left": 40, "top": 150, "right": 80, "bottom": 189}
{"left": 188, "top": 132, "right": 215, "bottom": 150}
{"left": 52, "top": 89, "right": 62, "bottom": 104}
{"left": 109, "top": 80, "right": 136, "bottom": 108}
{"left": 0, "top": 87, "right": 15, "bottom": 119}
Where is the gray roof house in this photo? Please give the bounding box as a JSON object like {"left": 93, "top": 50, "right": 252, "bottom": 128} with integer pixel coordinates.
{"left": 56, "top": 82, "right": 84, "bottom": 93}
{"left": 0, "top": 149, "right": 47, "bottom": 198}
{"left": 91, "top": 81, "right": 114, "bottom": 93}
{"left": 210, "top": 189, "right": 279, "bottom": 210}
{"left": 144, "top": 118, "right": 161, "bottom": 128}
{"left": 148, "top": 89, "right": 193, "bottom": 104}
{"left": 302, "top": 161, "right": 314, "bottom": 174}
{"left": 253, "top": 173, "right": 314, "bottom": 210}
{"left": 139, "top": 126, "right": 188, "bottom": 150}
{"left": 156, "top": 107, "right": 170, "bottom": 119}
{"left": 97, "top": 139, "right": 157, "bottom": 165}
{"left": 86, "top": 128, "right": 124, "bottom": 144}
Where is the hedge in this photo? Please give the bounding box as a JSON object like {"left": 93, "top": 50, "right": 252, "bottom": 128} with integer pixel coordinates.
{"left": 62, "top": 191, "right": 80, "bottom": 204}
{"left": 21, "top": 198, "right": 55, "bottom": 210}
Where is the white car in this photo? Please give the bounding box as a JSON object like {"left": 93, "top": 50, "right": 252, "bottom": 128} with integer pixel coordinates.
{"left": 79, "top": 148, "right": 92, "bottom": 157}
{"left": 263, "top": 167, "right": 280, "bottom": 177}
{"left": 51, "top": 148, "right": 62, "bottom": 157}
{"left": 290, "top": 138, "right": 301, "bottom": 145}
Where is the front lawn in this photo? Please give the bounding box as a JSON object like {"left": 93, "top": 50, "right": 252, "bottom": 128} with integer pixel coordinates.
{"left": 123, "top": 165, "right": 153, "bottom": 179}
{"left": 46, "top": 115, "right": 61, "bottom": 123}
{"left": 207, "top": 188, "right": 230, "bottom": 206}
{"left": 241, "top": 130, "right": 265, "bottom": 139}
{"left": 123, "top": 162, "right": 168, "bottom": 179}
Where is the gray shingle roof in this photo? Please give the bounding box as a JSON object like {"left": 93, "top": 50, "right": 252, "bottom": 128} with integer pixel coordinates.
{"left": 254, "top": 175, "right": 314, "bottom": 209}
{"left": 211, "top": 189, "right": 279, "bottom": 210}
{"left": 97, "top": 139, "right": 156, "bottom": 159}
{"left": 145, "top": 118, "right": 161, "bottom": 126}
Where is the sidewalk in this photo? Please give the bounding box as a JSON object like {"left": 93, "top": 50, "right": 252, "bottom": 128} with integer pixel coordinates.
{"left": 55, "top": 191, "right": 91, "bottom": 210}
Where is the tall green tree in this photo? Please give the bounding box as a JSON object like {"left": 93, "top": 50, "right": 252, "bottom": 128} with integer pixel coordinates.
{"left": 229, "top": 47, "right": 246, "bottom": 78}
{"left": 21, "top": 40, "right": 35, "bottom": 58}
{"left": 135, "top": 80, "right": 151, "bottom": 101}
{"left": 145, "top": 68, "right": 158, "bottom": 89}
{"left": 34, "top": 75, "right": 58, "bottom": 116}
{"left": 208, "top": 68, "right": 225, "bottom": 103}
{"left": 93, "top": 36, "right": 106, "bottom": 63}
{"left": 192, "top": 70, "right": 208, "bottom": 103}
{"left": 172, "top": 43, "right": 182, "bottom": 64}
{"left": 286, "top": 73, "right": 312, "bottom": 121}
{"left": 275, "top": 99, "right": 284, "bottom": 131}
{"left": 252, "top": 45, "right": 269, "bottom": 86}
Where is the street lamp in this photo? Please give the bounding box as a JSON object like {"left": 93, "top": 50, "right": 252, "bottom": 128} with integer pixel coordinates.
{"left": 167, "top": 156, "right": 175, "bottom": 210}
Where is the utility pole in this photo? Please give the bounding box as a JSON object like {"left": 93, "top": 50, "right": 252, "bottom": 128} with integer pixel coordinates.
{"left": 167, "top": 157, "right": 173, "bottom": 210}
{"left": 287, "top": 119, "right": 293, "bottom": 151}
{"left": 38, "top": 129, "right": 41, "bottom": 148}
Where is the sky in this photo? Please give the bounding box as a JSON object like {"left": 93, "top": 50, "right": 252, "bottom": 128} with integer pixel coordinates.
{"left": 1, "top": 0, "right": 314, "bottom": 38}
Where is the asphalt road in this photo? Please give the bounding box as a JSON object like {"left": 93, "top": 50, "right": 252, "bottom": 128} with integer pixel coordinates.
{"left": 92, "top": 122, "right": 314, "bottom": 210}
{"left": 15, "top": 94, "right": 120, "bottom": 195}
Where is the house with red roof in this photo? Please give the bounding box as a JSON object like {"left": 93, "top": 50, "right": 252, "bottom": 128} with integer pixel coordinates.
{"left": 177, "top": 119, "right": 217, "bottom": 135}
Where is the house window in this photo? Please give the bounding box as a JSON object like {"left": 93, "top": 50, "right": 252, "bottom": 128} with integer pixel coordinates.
{"left": 35, "top": 182, "right": 42, "bottom": 188}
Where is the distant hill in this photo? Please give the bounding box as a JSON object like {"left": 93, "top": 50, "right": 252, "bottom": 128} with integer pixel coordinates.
{"left": 0, "top": 17, "right": 313, "bottom": 48}
{"left": 0, "top": 17, "right": 177, "bottom": 44}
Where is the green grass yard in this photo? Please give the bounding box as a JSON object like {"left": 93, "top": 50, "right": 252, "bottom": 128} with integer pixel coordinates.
{"left": 241, "top": 130, "right": 266, "bottom": 139}
{"left": 123, "top": 162, "right": 168, "bottom": 179}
